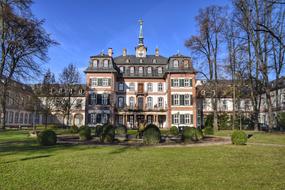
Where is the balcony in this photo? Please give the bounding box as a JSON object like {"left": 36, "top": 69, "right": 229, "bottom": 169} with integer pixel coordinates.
{"left": 115, "top": 104, "right": 167, "bottom": 112}
{"left": 135, "top": 91, "right": 148, "bottom": 96}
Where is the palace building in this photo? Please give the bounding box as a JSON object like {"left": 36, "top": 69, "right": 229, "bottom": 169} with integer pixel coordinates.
{"left": 84, "top": 19, "right": 197, "bottom": 128}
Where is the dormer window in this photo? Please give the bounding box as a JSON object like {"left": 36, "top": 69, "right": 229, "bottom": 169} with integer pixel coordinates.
{"left": 126, "top": 59, "right": 130, "bottom": 63}
{"left": 158, "top": 67, "right": 162, "bottom": 74}
{"left": 183, "top": 59, "right": 189, "bottom": 68}
{"left": 139, "top": 67, "right": 143, "bottom": 74}
{"left": 103, "top": 59, "right": 109, "bottom": 68}
{"left": 140, "top": 59, "right": 143, "bottom": 63}
{"left": 120, "top": 66, "right": 125, "bottom": 73}
{"left": 92, "top": 59, "right": 98, "bottom": 68}
{"left": 60, "top": 88, "right": 65, "bottom": 93}
{"left": 79, "top": 89, "right": 85, "bottom": 94}
{"left": 153, "top": 59, "right": 157, "bottom": 63}
{"left": 147, "top": 67, "right": 152, "bottom": 74}
{"left": 130, "top": 67, "right": 135, "bottom": 74}
{"left": 173, "top": 60, "right": 179, "bottom": 68}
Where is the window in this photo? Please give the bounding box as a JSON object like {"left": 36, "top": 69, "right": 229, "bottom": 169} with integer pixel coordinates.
{"left": 103, "top": 59, "right": 109, "bottom": 68}
{"left": 130, "top": 67, "right": 134, "bottom": 74}
{"left": 129, "top": 97, "right": 135, "bottom": 109}
{"left": 139, "top": 67, "right": 143, "bottom": 74}
{"left": 222, "top": 100, "right": 227, "bottom": 110}
{"left": 24, "top": 113, "right": 28, "bottom": 124}
{"left": 183, "top": 59, "right": 189, "bottom": 67}
{"left": 28, "top": 113, "right": 32, "bottom": 124}
{"left": 171, "top": 79, "right": 179, "bottom": 87}
{"left": 126, "top": 59, "right": 130, "bottom": 63}
{"left": 179, "top": 79, "right": 185, "bottom": 87}
{"left": 102, "top": 114, "right": 108, "bottom": 124}
{"left": 129, "top": 83, "right": 135, "bottom": 91}
{"left": 158, "top": 83, "right": 163, "bottom": 91}
{"left": 173, "top": 60, "right": 179, "bottom": 68}
{"left": 102, "top": 78, "right": 109, "bottom": 86}
{"left": 180, "top": 114, "right": 185, "bottom": 124}
{"left": 158, "top": 97, "right": 163, "bottom": 108}
{"left": 8, "top": 111, "right": 13, "bottom": 123}
{"left": 120, "top": 66, "right": 124, "bottom": 73}
{"left": 118, "top": 83, "right": 124, "bottom": 91}
{"left": 147, "top": 67, "right": 152, "bottom": 74}
{"left": 140, "top": 59, "right": 143, "bottom": 63}
{"left": 185, "top": 94, "right": 190, "bottom": 106}
{"left": 89, "top": 92, "right": 96, "bottom": 105}
{"left": 153, "top": 59, "right": 157, "bottom": 63}
{"left": 102, "top": 94, "right": 109, "bottom": 105}
{"left": 185, "top": 79, "right": 189, "bottom": 86}
{"left": 118, "top": 115, "right": 123, "bottom": 124}
{"left": 118, "top": 97, "right": 124, "bottom": 108}
{"left": 147, "top": 97, "right": 153, "bottom": 109}
{"left": 89, "top": 113, "right": 96, "bottom": 124}
{"left": 15, "top": 112, "right": 19, "bottom": 123}
{"left": 19, "top": 113, "right": 23, "bottom": 124}
{"left": 147, "top": 83, "right": 153, "bottom": 92}
{"left": 172, "top": 94, "right": 179, "bottom": 105}
{"left": 172, "top": 114, "right": 179, "bottom": 124}
{"left": 158, "top": 67, "right": 162, "bottom": 74}
{"left": 185, "top": 114, "right": 190, "bottom": 124}
{"left": 93, "top": 59, "right": 98, "bottom": 68}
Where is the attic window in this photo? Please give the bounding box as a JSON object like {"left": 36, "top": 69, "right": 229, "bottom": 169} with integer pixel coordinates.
{"left": 153, "top": 59, "right": 157, "bottom": 63}
{"left": 79, "top": 89, "right": 84, "bottom": 94}
{"left": 93, "top": 59, "right": 98, "bottom": 68}
{"left": 126, "top": 59, "right": 130, "bottom": 63}
{"left": 140, "top": 59, "right": 143, "bottom": 63}
{"left": 173, "top": 60, "right": 179, "bottom": 68}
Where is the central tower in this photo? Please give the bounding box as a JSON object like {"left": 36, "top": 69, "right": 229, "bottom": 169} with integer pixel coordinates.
{"left": 135, "top": 19, "right": 147, "bottom": 57}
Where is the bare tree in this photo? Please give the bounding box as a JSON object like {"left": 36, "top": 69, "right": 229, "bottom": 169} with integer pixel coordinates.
{"left": 0, "top": 0, "right": 56, "bottom": 129}
{"left": 58, "top": 63, "right": 81, "bottom": 127}
{"left": 185, "top": 5, "right": 227, "bottom": 130}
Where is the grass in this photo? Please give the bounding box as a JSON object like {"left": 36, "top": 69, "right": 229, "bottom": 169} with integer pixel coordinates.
{"left": 0, "top": 130, "right": 285, "bottom": 190}
{"left": 215, "top": 130, "right": 285, "bottom": 145}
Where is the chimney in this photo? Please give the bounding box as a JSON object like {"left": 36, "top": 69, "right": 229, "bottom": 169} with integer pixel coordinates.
{"left": 155, "top": 48, "right": 159, "bottom": 56}
{"left": 108, "top": 48, "right": 113, "bottom": 57}
{"left": 123, "top": 48, "right": 127, "bottom": 56}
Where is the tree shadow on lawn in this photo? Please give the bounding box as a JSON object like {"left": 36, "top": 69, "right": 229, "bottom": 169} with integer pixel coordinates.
{"left": 108, "top": 145, "right": 142, "bottom": 154}
{"left": 2, "top": 154, "right": 53, "bottom": 164}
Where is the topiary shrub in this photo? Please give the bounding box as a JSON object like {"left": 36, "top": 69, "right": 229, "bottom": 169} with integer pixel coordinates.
{"left": 170, "top": 126, "right": 179, "bottom": 136}
{"left": 182, "top": 127, "right": 199, "bottom": 142}
{"left": 137, "top": 123, "right": 146, "bottom": 139}
{"left": 143, "top": 124, "right": 161, "bottom": 145}
{"left": 204, "top": 126, "right": 214, "bottom": 135}
{"left": 37, "top": 129, "right": 57, "bottom": 146}
{"left": 231, "top": 130, "right": 247, "bottom": 145}
{"left": 79, "top": 126, "right": 92, "bottom": 141}
{"left": 100, "top": 124, "right": 115, "bottom": 143}
{"left": 115, "top": 124, "right": 127, "bottom": 141}
{"left": 70, "top": 125, "right": 79, "bottom": 134}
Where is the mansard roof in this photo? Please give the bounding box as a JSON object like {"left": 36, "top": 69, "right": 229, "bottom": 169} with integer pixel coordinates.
{"left": 114, "top": 55, "right": 168, "bottom": 65}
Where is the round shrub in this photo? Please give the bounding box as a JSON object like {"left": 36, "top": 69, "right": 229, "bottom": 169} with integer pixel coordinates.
{"left": 204, "top": 126, "right": 214, "bottom": 135}
{"left": 231, "top": 130, "right": 247, "bottom": 145}
{"left": 170, "top": 126, "right": 179, "bottom": 136}
{"left": 79, "top": 126, "right": 92, "bottom": 141}
{"left": 70, "top": 125, "right": 79, "bottom": 134}
{"left": 37, "top": 129, "right": 57, "bottom": 146}
{"left": 182, "top": 127, "right": 199, "bottom": 142}
{"left": 100, "top": 124, "right": 115, "bottom": 143}
{"left": 143, "top": 124, "right": 161, "bottom": 145}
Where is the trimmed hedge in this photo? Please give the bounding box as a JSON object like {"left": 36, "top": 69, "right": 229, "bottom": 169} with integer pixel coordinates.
{"left": 79, "top": 126, "right": 92, "bottom": 141}
{"left": 100, "top": 124, "right": 115, "bottom": 143}
{"left": 170, "top": 126, "right": 179, "bottom": 136}
{"left": 143, "top": 124, "right": 161, "bottom": 144}
{"left": 231, "top": 130, "right": 247, "bottom": 145}
{"left": 37, "top": 129, "right": 57, "bottom": 146}
{"left": 182, "top": 127, "right": 199, "bottom": 142}
{"left": 204, "top": 126, "right": 214, "bottom": 135}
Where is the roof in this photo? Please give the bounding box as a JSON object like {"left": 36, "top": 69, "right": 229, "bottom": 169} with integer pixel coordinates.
{"left": 114, "top": 55, "right": 168, "bottom": 65}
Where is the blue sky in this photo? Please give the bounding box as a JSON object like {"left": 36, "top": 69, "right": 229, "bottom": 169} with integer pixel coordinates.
{"left": 32, "top": 0, "right": 229, "bottom": 81}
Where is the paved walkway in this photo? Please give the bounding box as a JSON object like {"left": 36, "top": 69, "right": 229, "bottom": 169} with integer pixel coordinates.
{"left": 247, "top": 142, "right": 285, "bottom": 147}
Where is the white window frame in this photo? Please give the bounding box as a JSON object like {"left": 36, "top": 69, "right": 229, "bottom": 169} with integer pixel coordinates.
{"left": 158, "top": 97, "right": 163, "bottom": 108}
{"left": 129, "top": 97, "right": 135, "bottom": 109}
{"left": 102, "top": 94, "right": 108, "bottom": 105}
{"left": 129, "top": 83, "right": 135, "bottom": 91}
{"left": 130, "top": 67, "right": 134, "bottom": 74}
{"left": 103, "top": 59, "right": 109, "bottom": 68}
{"left": 139, "top": 67, "right": 143, "bottom": 74}
{"left": 174, "top": 94, "right": 179, "bottom": 105}
{"left": 173, "top": 60, "right": 179, "bottom": 68}
{"left": 147, "top": 97, "right": 153, "bottom": 109}
{"left": 102, "top": 78, "right": 109, "bottom": 86}
{"left": 118, "top": 83, "right": 124, "bottom": 91}
{"left": 158, "top": 83, "right": 163, "bottom": 92}
{"left": 147, "top": 67, "right": 152, "bottom": 74}
{"left": 147, "top": 83, "right": 153, "bottom": 92}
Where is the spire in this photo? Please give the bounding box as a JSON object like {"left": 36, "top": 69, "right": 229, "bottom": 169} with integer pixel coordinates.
{"left": 138, "top": 18, "right": 144, "bottom": 45}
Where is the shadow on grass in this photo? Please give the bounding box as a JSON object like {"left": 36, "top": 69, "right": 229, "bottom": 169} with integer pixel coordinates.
{"left": 20, "top": 154, "right": 52, "bottom": 161}
{"left": 109, "top": 145, "right": 142, "bottom": 154}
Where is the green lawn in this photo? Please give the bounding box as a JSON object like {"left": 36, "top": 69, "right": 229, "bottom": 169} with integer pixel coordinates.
{"left": 215, "top": 130, "right": 285, "bottom": 145}
{"left": 0, "top": 130, "right": 285, "bottom": 190}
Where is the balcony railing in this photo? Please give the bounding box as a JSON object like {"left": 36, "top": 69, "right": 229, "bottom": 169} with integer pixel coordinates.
{"left": 115, "top": 104, "right": 167, "bottom": 112}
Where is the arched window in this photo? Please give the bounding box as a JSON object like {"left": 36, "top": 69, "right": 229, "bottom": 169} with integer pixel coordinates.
{"left": 147, "top": 83, "right": 153, "bottom": 92}
{"left": 183, "top": 59, "right": 189, "bottom": 68}
{"left": 157, "top": 67, "right": 162, "bottom": 74}
{"left": 120, "top": 66, "right": 124, "bottom": 73}
{"left": 93, "top": 59, "right": 98, "bottom": 68}
{"left": 173, "top": 60, "right": 179, "bottom": 68}
{"left": 153, "top": 59, "right": 157, "bottom": 63}
{"left": 147, "top": 67, "right": 152, "bottom": 74}
{"left": 147, "top": 97, "right": 153, "bottom": 109}
{"left": 129, "top": 83, "right": 135, "bottom": 91}
{"left": 139, "top": 67, "right": 143, "bottom": 74}
{"left": 103, "top": 59, "right": 109, "bottom": 68}
{"left": 158, "top": 83, "right": 163, "bottom": 91}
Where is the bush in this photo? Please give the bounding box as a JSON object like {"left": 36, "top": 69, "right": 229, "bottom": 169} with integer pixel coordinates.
{"left": 47, "top": 124, "right": 58, "bottom": 129}
{"left": 137, "top": 123, "right": 146, "bottom": 138}
{"left": 218, "top": 113, "right": 231, "bottom": 130}
{"left": 204, "top": 126, "right": 214, "bottom": 135}
{"left": 100, "top": 124, "right": 115, "bottom": 143}
{"left": 205, "top": 114, "right": 214, "bottom": 128}
{"left": 79, "top": 126, "right": 92, "bottom": 141}
{"left": 182, "top": 127, "right": 199, "bottom": 142}
{"left": 143, "top": 124, "right": 161, "bottom": 144}
{"left": 170, "top": 126, "right": 179, "bottom": 136}
{"left": 95, "top": 125, "right": 103, "bottom": 137}
{"left": 115, "top": 124, "right": 127, "bottom": 135}
{"left": 196, "top": 128, "right": 204, "bottom": 140}
{"left": 37, "top": 129, "right": 57, "bottom": 146}
{"left": 231, "top": 130, "right": 247, "bottom": 145}
{"left": 70, "top": 125, "right": 79, "bottom": 134}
